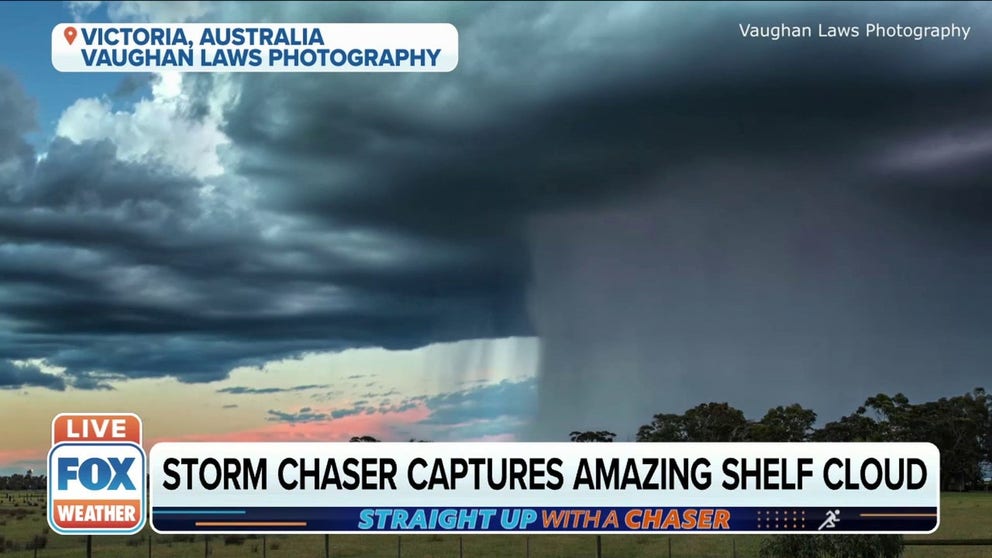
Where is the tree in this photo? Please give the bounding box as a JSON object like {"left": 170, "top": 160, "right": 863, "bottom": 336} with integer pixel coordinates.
{"left": 569, "top": 430, "right": 616, "bottom": 443}
{"left": 813, "top": 389, "right": 990, "bottom": 490}
{"left": 0, "top": 473, "right": 45, "bottom": 490}
{"left": 860, "top": 393, "right": 915, "bottom": 442}
{"left": 638, "top": 402, "right": 750, "bottom": 442}
{"left": 683, "top": 402, "right": 750, "bottom": 441}
{"left": 810, "top": 412, "right": 879, "bottom": 442}
{"left": 349, "top": 435, "right": 380, "bottom": 442}
{"left": 984, "top": 388, "right": 992, "bottom": 470}
{"left": 811, "top": 393, "right": 915, "bottom": 443}
{"left": 637, "top": 412, "right": 686, "bottom": 441}
{"left": 751, "top": 404, "right": 817, "bottom": 442}
{"left": 908, "top": 389, "right": 989, "bottom": 490}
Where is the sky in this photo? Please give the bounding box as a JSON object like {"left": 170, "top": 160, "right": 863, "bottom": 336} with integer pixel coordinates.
{"left": 2, "top": 2, "right": 992, "bottom": 474}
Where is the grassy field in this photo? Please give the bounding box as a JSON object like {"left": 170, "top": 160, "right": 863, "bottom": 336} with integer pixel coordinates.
{"left": 1, "top": 491, "right": 989, "bottom": 557}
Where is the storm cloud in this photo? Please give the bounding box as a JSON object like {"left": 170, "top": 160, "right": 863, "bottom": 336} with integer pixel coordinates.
{"left": 0, "top": 360, "right": 64, "bottom": 391}
{"left": 1, "top": 2, "right": 990, "bottom": 437}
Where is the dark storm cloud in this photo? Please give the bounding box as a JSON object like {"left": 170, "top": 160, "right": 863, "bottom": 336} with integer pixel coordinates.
{"left": 1, "top": 1, "right": 991, "bottom": 406}
{"left": 0, "top": 360, "right": 65, "bottom": 391}
{"left": 17, "top": 138, "right": 200, "bottom": 212}
{"left": 870, "top": 150, "right": 992, "bottom": 234}
{"left": 0, "top": 70, "right": 37, "bottom": 190}
{"left": 70, "top": 371, "right": 118, "bottom": 391}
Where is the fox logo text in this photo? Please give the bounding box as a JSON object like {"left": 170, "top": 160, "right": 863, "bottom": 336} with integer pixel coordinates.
{"left": 57, "top": 457, "right": 137, "bottom": 490}
{"left": 48, "top": 414, "right": 146, "bottom": 534}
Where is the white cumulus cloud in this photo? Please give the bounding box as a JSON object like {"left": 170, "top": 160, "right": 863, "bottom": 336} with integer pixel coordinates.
{"left": 54, "top": 72, "right": 232, "bottom": 179}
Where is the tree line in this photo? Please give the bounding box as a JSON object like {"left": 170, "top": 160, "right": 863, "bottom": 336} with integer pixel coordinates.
{"left": 0, "top": 470, "right": 44, "bottom": 491}
{"left": 637, "top": 388, "right": 991, "bottom": 491}
{"left": 567, "top": 389, "right": 990, "bottom": 558}
{"left": 573, "top": 387, "right": 991, "bottom": 492}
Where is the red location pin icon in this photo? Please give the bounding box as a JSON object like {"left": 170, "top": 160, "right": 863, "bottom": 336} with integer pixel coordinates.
{"left": 64, "top": 26, "right": 77, "bottom": 45}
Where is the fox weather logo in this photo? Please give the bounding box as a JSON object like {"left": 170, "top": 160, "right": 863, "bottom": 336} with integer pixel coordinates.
{"left": 47, "top": 413, "right": 146, "bottom": 535}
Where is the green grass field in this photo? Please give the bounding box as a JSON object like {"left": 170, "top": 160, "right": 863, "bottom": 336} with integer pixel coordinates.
{"left": 1, "top": 492, "right": 989, "bottom": 557}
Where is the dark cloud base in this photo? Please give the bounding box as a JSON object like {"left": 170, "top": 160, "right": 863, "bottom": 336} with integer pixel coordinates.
{"left": 0, "top": 360, "right": 64, "bottom": 391}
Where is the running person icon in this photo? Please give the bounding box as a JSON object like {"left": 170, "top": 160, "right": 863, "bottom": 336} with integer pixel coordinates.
{"left": 818, "top": 509, "right": 841, "bottom": 530}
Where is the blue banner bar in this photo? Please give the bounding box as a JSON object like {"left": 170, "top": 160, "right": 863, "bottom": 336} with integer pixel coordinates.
{"left": 152, "top": 506, "right": 937, "bottom": 533}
